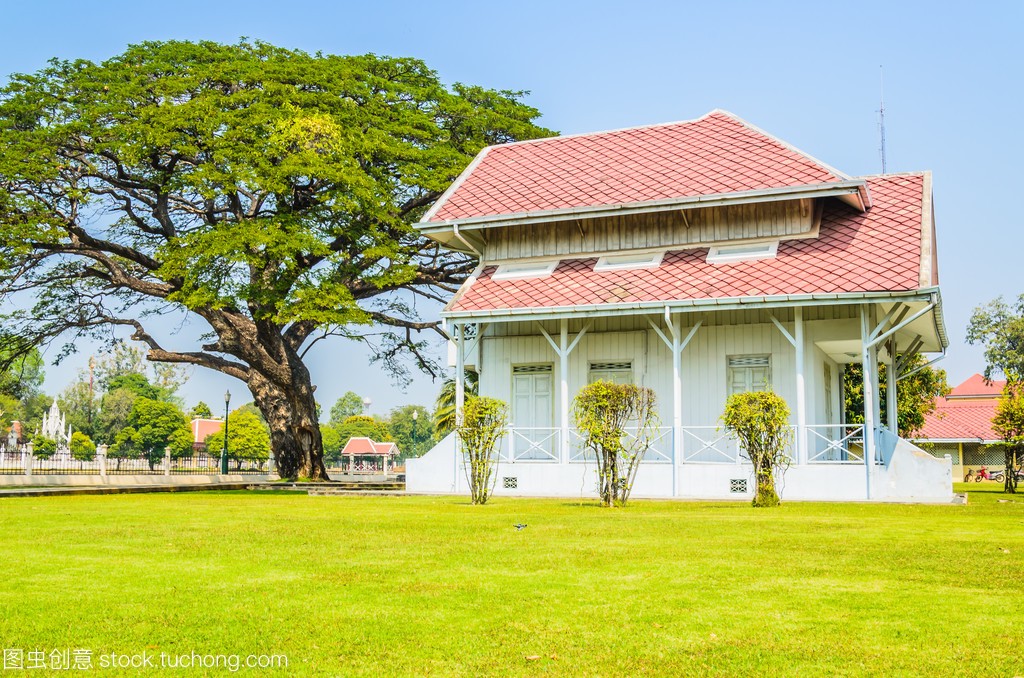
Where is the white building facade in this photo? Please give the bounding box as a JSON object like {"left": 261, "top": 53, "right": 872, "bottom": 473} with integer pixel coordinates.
{"left": 408, "top": 110, "right": 952, "bottom": 502}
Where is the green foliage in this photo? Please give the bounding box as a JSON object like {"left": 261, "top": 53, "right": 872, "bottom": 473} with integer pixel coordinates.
{"left": 337, "top": 415, "right": 391, "bottom": 447}
{"left": 113, "top": 397, "right": 191, "bottom": 463}
{"left": 0, "top": 393, "right": 20, "bottom": 432}
{"left": 329, "top": 392, "right": 366, "bottom": 427}
{"left": 0, "top": 40, "right": 551, "bottom": 479}
{"left": 69, "top": 431, "right": 97, "bottom": 461}
{"left": 96, "top": 388, "right": 139, "bottom": 445}
{"left": 722, "top": 391, "right": 792, "bottom": 507}
{"left": 0, "top": 347, "right": 44, "bottom": 401}
{"left": 189, "top": 401, "right": 213, "bottom": 419}
{"left": 844, "top": 355, "right": 950, "bottom": 436}
{"left": 457, "top": 397, "right": 508, "bottom": 505}
{"left": 434, "top": 370, "right": 479, "bottom": 440}
{"left": 30, "top": 434, "right": 57, "bottom": 460}
{"left": 967, "top": 294, "right": 1024, "bottom": 383}
{"left": 320, "top": 424, "right": 343, "bottom": 463}
{"left": 571, "top": 381, "right": 659, "bottom": 507}
{"left": 993, "top": 385, "right": 1024, "bottom": 494}
{"left": 387, "top": 404, "right": 434, "bottom": 460}
{"left": 57, "top": 380, "right": 99, "bottom": 440}
{"left": 204, "top": 409, "right": 271, "bottom": 465}
{"left": 107, "top": 373, "right": 162, "bottom": 401}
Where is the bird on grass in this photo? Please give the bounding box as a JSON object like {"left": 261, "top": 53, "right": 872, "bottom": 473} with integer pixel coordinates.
{"left": 513, "top": 524, "right": 528, "bottom": 531}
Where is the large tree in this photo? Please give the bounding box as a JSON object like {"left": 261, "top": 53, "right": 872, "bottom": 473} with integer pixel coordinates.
{"left": 0, "top": 40, "right": 552, "bottom": 479}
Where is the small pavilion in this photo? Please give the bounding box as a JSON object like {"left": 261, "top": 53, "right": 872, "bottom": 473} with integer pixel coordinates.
{"left": 340, "top": 437, "right": 398, "bottom": 474}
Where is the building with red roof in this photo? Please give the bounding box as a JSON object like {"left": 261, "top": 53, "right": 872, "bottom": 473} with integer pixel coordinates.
{"left": 915, "top": 374, "right": 1007, "bottom": 478}
{"left": 339, "top": 437, "right": 398, "bottom": 474}
{"left": 408, "top": 110, "right": 951, "bottom": 502}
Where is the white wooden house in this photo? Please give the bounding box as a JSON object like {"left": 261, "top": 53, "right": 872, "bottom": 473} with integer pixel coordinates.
{"left": 407, "top": 110, "right": 953, "bottom": 501}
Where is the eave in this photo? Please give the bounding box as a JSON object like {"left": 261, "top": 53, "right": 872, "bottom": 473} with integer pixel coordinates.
{"left": 419, "top": 180, "right": 870, "bottom": 249}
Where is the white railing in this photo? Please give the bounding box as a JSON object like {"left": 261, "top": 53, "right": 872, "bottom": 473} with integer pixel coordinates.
{"left": 494, "top": 424, "right": 876, "bottom": 467}
{"left": 569, "top": 426, "right": 673, "bottom": 464}
{"left": 679, "top": 426, "right": 746, "bottom": 464}
{"left": 806, "top": 424, "right": 864, "bottom": 464}
{"left": 499, "top": 427, "right": 560, "bottom": 462}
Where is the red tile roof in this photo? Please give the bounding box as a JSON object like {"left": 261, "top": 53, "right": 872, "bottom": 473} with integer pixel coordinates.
{"left": 341, "top": 437, "right": 398, "bottom": 457}
{"left": 427, "top": 110, "right": 849, "bottom": 223}
{"left": 947, "top": 373, "right": 1006, "bottom": 399}
{"left": 917, "top": 399, "right": 1001, "bottom": 442}
{"left": 447, "top": 174, "right": 926, "bottom": 313}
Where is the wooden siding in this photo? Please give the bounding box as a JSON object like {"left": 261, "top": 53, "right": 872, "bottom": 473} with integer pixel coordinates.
{"left": 482, "top": 199, "right": 816, "bottom": 262}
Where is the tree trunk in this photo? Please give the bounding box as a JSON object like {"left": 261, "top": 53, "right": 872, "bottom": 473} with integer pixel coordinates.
{"left": 248, "top": 370, "right": 329, "bottom": 481}
{"left": 1005, "top": 448, "right": 1018, "bottom": 494}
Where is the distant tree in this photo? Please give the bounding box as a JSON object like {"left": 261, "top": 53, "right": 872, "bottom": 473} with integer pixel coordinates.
{"left": 69, "top": 431, "right": 97, "bottom": 462}
{"left": 190, "top": 401, "right": 213, "bottom": 419}
{"left": 329, "top": 392, "right": 366, "bottom": 427}
{"left": 457, "top": 397, "right": 508, "bottom": 505}
{"left": 30, "top": 434, "right": 58, "bottom": 460}
{"left": 96, "top": 388, "right": 139, "bottom": 445}
{"left": 112, "top": 397, "right": 191, "bottom": 466}
{"left": 0, "top": 393, "right": 21, "bottom": 433}
{"left": 967, "top": 294, "right": 1024, "bottom": 383}
{"left": 0, "top": 347, "right": 45, "bottom": 401}
{"left": 204, "top": 410, "right": 271, "bottom": 468}
{"left": 17, "top": 393, "right": 53, "bottom": 434}
{"left": 337, "top": 415, "right": 391, "bottom": 446}
{"left": 106, "top": 373, "right": 164, "bottom": 401}
{"left": 572, "top": 381, "right": 660, "bottom": 507}
{"left": 434, "top": 370, "right": 479, "bottom": 440}
{"left": 388, "top": 404, "right": 434, "bottom": 460}
{"left": 320, "top": 424, "right": 343, "bottom": 464}
{"left": 992, "top": 385, "right": 1024, "bottom": 494}
{"left": 844, "top": 355, "right": 950, "bottom": 436}
{"left": 57, "top": 380, "right": 99, "bottom": 440}
{"left": 722, "top": 391, "right": 792, "bottom": 508}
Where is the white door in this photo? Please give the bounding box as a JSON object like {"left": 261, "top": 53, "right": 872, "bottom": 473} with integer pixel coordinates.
{"left": 727, "top": 355, "right": 771, "bottom": 395}
{"left": 512, "top": 366, "right": 554, "bottom": 460}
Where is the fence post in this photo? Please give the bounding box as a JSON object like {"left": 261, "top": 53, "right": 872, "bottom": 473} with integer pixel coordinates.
{"left": 25, "top": 442, "right": 33, "bottom": 477}
{"left": 164, "top": 448, "right": 171, "bottom": 477}
{"left": 97, "top": 444, "right": 108, "bottom": 478}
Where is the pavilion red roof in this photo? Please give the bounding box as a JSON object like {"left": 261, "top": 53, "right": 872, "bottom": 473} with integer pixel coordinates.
{"left": 446, "top": 173, "right": 928, "bottom": 314}
{"left": 341, "top": 437, "right": 398, "bottom": 457}
{"left": 427, "top": 110, "right": 849, "bottom": 223}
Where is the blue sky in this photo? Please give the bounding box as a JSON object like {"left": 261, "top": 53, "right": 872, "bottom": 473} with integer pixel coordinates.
{"left": 2, "top": 0, "right": 1021, "bottom": 414}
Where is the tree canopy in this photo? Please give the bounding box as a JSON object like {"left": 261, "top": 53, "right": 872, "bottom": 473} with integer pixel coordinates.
{"left": 0, "top": 40, "right": 553, "bottom": 479}
{"left": 844, "top": 355, "right": 950, "bottom": 437}
{"left": 328, "top": 391, "right": 364, "bottom": 427}
{"left": 967, "top": 294, "right": 1024, "bottom": 384}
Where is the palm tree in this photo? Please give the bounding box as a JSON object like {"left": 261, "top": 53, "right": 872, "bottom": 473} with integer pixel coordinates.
{"left": 433, "top": 370, "right": 479, "bottom": 439}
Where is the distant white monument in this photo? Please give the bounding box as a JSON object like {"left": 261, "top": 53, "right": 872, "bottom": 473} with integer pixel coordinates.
{"left": 39, "top": 401, "right": 72, "bottom": 446}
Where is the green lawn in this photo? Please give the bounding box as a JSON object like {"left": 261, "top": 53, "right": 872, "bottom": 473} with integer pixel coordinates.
{"left": 0, "top": 486, "right": 1022, "bottom": 676}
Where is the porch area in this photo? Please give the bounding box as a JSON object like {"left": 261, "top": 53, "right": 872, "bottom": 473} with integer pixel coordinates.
{"left": 408, "top": 296, "right": 953, "bottom": 501}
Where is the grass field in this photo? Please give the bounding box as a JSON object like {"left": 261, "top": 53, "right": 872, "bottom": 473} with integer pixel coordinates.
{"left": 1, "top": 485, "right": 1022, "bottom": 676}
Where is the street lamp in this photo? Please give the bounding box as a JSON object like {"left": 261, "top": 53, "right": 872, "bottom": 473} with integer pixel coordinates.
{"left": 220, "top": 389, "right": 230, "bottom": 475}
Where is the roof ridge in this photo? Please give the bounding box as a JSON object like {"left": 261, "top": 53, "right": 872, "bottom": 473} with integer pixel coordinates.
{"left": 858, "top": 171, "right": 928, "bottom": 180}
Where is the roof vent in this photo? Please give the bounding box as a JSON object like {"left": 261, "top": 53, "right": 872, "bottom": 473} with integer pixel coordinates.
{"left": 595, "top": 251, "right": 665, "bottom": 271}
{"left": 707, "top": 241, "right": 778, "bottom": 265}
{"left": 493, "top": 261, "right": 559, "bottom": 280}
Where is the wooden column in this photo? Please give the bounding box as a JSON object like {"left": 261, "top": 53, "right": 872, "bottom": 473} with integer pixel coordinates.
{"left": 886, "top": 338, "right": 898, "bottom": 436}
{"left": 794, "top": 307, "right": 807, "bottom": 465}
{"left": 559, "top": 319, "right": 570, "bottom": 464}
{"left": 860, "top": 306, "right": 877, "bottom": 499}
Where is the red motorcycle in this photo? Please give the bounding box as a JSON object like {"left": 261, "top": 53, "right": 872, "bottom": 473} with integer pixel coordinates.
{"left": 964, "top": 466, "right": 1005, "bottom": 483}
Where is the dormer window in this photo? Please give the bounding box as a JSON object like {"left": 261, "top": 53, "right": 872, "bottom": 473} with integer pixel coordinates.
{"left": 493, "top": 260, "right": 559, "bottom": 280}
{"left": 706, "top": 241, "right": 778, "bottom": 264}
{"left": 595, "top": 251, "right": 665, "bottom": 271}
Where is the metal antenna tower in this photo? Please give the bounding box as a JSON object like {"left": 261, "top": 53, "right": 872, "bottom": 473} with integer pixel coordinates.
{"left": 878, "top": 65, "right": 887, "bottom": 174}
